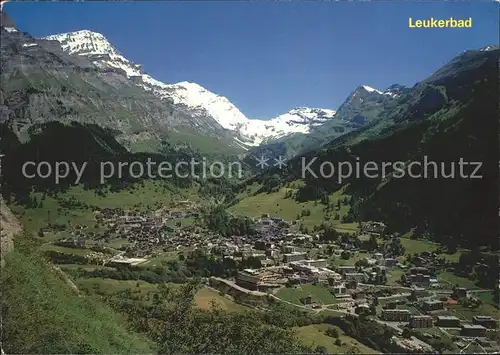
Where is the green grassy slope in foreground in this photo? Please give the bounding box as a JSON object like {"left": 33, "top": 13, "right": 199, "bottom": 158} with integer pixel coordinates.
{"left": 294, "top": 323, "right": 380, "bottom": 354}
{"left": 0, "top": 248, "right": 155, "bottom": 354}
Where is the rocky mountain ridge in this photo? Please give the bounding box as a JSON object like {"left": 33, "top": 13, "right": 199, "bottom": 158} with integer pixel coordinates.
{"left": 43, "top": 30, "right": 345, "bottom": 147}
{"left": 2, "top": 20, "right": 410, "bottom": 154}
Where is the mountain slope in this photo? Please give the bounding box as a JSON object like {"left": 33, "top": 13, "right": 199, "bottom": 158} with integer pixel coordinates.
{"left": 0, "top": 197, "right": 21, "bottom": 267}
{"left": 4, "top": 24, "right": 352, "bottom": 153}
{"left": 238, "top": 107, "right": 337, "bottom": 146}
{"left": 333, "top": 84, "right": 407, "bottom": 125}
{"left": 43, "top": 30, "right": 340, "bottom": 148}
{"left": 245, "top": 46, "right": 498, "bottom": 249}
{"left": 0, "top": 24, "right": 243, "bottom": 155}
{"left": 248, "top": 83, "right": 403, "bottom": 159}
{"left": 1, "top": 244, "right": 156, "bottom": 354}
{"left": 43, "top": 31, "right": 254, "bottom": 139}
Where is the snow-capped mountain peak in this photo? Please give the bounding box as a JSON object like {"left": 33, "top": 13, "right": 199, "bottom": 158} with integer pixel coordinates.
{"left": 479, "top": 45, "right": 499, "bottom": 52}
{"left": 270, "top": 107, "right": 336, "bottom": 129}
{"left": 287, "top": 107, "right": 337, "bottom": 119}
{"left": 42, "top": 30, "right": 253, "bottom": 135}
{"left": 43, "top": 29, "right": 338, "bottom": 147}
{"left": 360, "top": 84, "right": 405, "bottom": 98}
{"left": 342, "top": 85, "right": 385, "bottom": 106}
{"left": 43, "top": 30, "right": 143, "bottom": 77}
{"left": 234, "top": 107, "right": 337, "bottom": 146}
{"left": 162, "top": 81, "right": 249, "bottom": 131}
{"left": 44, "top": 30, "right": 117, "bottom": 56}
{"left": 361, "top": 85, "right": 382, "bottom": 94}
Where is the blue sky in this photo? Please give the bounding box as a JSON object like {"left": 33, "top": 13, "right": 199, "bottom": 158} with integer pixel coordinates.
{"left": 5, "top": 1, "right": 499, "bottom": 120}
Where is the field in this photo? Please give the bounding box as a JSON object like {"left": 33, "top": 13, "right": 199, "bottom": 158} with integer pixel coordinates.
{"left": 329, "top": 251, "right": 369, "bottom": 267}
{"left": 398, "top": 234, "right": 463, "bottom": 262}
{"left": 194, "top": 287, "right": 250, "bottom": 312}
{"left": 127, "top": 128, "right": 244, "bottom": 157}
{"left": 76, "top": 278, "right": 160, "bottom": 296}
{"left": 60, "top": 264, "right": 116, "bottom": 271}
{"left": 164, "top": 217, "right": 196, "bottom": 227}
{"left": 428, "top": 293, "right": 498, "bottom": 323}
{"left": 378, "top": 295, "right": 409, "bottom": 305}
{"left": 2, "top": 250, "right": 156, "bottom": 354}
{"left": 476, "top": 291, "right": 497, "bottom": 305}
{"left": 446, "top": 302, "right": 498, "bottom": 321}
{"left": 397, "top": 304, "right": 422, "bottom": 315}
{"left": 75, "top": 278, "right": 249, "bottom": 312}
{"left": 392, "top": 236, "right": 477, "bottom": 289}
{"left": 40, "top": 243, "right": 93, "bottom": 256}
{"left": 334, "top": 222, "right": 359, "bottom": 234}
{"left": 159, "top": 128, "right": 245, "bottom": 157}
{"left": 318, "top": 309, "right": 350, "bottom": 317}
{"left": 399, "top": 236, "right": 438, "bottom": 254}
{"left": 38, "top": 239, "right": 124, "bottom": 259}
{"left": 10, "top": 194, "right": 97, "bottom": 234}
{"left": 375, "top": 300, "right": 421, "bottom": 317}
{"left": 293, "top": 323, "right": 379, "bottom": 354}
{"left": 230, "top": 184, "right": 350, "bottom": 229}
{"left": 276, "top": 283, "right": 339, "bottom": 305}
{"left": 103, "top": 238, "right": 130, "bottom": 249}
{"left": 411, "top": 328, "right": 458, "bottom": 352}
{"left": 140, "top": 251, "right": 181, "bottom": 267}
{"left": 386, "top": 268, "right": 405, "bottom": 286}
{"left": 437, "top": 271, "right": 479, "bottom": 289}
{"left": 9, "top": 181, "right": 202, "bottom": 234}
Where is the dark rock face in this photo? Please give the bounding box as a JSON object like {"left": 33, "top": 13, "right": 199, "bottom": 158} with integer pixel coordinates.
{"left": 0, "top": 23, "right": 235, "bottom": 148}
{"left": 407, "top": 87, "right": 448, "bottom": 122}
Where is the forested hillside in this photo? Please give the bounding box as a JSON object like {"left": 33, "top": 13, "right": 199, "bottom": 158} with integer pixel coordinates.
{"left": 247, "top": 48, "right": 498, "bottom": 250}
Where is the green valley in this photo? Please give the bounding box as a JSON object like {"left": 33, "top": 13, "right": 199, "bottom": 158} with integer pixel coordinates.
{"left": 1, "top": 4, "right": 498, "bottom": 355}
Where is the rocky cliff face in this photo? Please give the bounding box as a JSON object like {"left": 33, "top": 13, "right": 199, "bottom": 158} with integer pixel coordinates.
{"left": 0, "top": 198, "right": 22, "bottom": 266}
{"left": 0, "top": 24, "right": 240, "bottom": 151}
{"left": 1, "top": 19, "right": 376, "bottom": 152}
{"left": 0, "top": 10, "right": 16, "bottom": 28}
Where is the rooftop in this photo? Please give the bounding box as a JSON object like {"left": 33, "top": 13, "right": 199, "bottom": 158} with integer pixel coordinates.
{"left": 383, "top": 309, "right": 411, "bottom": 313}
{"left": 473, "top": 316, "right": 496, "bottom": 321}
{"left": 462, "top": 324, "right": 487, "bottom": 329}
{"left": 284, "top": 251, "right": 307, "bottom": 255}
{"left": 242, "top": 268, "right": 260, "bottom": 275}
{"left": 109, "top": 257, "right": 148, "bottom": 265}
